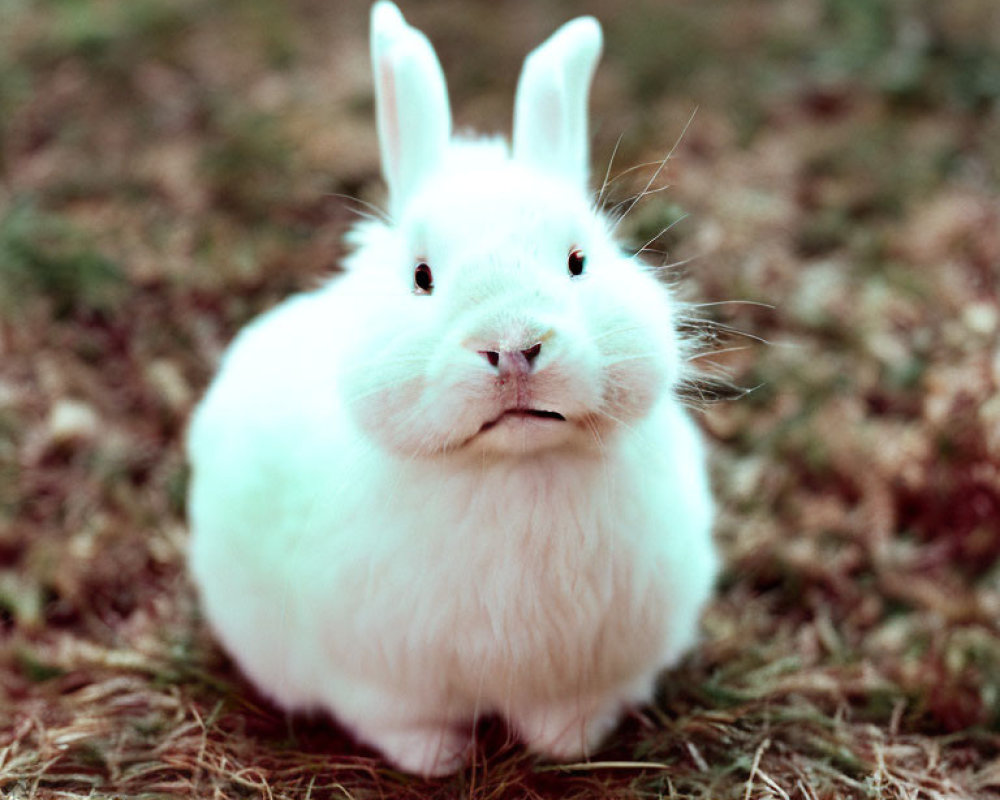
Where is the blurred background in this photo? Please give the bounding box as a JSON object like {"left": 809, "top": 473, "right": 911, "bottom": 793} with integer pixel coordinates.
{"left": 1, "top": 0, "right": 998, "bottom": 797}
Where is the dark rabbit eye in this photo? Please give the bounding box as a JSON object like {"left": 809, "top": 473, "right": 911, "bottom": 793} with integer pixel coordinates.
{"left": 568, "top": 248, "right": 586, "bottom": 277}
{"left": 413, "top": 262, "right": 433, "bottom": 294}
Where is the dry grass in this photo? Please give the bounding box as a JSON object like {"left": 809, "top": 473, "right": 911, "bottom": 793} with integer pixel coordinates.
{"left": 2, "top": 0, "right": 999, "bottom": 797}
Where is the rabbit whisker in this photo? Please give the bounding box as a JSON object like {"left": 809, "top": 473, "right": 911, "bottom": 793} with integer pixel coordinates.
{"left": 678, "top": 376, "right": 763, "bottom": 409}
{"left": 597, "top": 130, "right": 627, "bottom": 208}
{"left": 636, "top": 256, "right": 696, "bottom": 276}
{"left": 612, "top": 106, "right": 697, "bottom": 233}
{"left": 674, "top": 311, "right": 774, "bottom": 344}
{"left": 691, "top": 300, "right": 777, "bottom": 310}
{"left": 603, "top": 157, "right": 684, "bottom": 190}
{"left": 607, "top": 183, "right": 675, "bottom": 219}
{"left": 687, "top": 344, "right": 755, "bottom": 361}
{"left": 325, "top": 192, "right": 391, "bottom": 224}
{"left": 693, "top": 321, "right": 774, "bottom": 346}
{"left": 634, "top": 215, "right": 690, "bottom": 256}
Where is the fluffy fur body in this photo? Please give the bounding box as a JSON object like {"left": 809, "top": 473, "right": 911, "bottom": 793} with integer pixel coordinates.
{"left": 188, "top": 2, "right": 718, "bottom": 776}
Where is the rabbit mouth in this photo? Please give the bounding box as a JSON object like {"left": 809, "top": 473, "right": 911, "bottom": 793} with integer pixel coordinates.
{"left": 478, "top": 408, "right": 566, "bottom": 433}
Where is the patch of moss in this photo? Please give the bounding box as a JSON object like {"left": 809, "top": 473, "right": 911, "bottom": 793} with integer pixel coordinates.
{"left": 0, "top": 202, "right": 126, "bottom": 317}
{"left": 23, "top": 0, "right": 195, "bottom": 72}
{"left": 608, "top": 3, "right": 714, "bottom": 103}
{"left": 199, "top": 107, "right": 296, "bottom": 221}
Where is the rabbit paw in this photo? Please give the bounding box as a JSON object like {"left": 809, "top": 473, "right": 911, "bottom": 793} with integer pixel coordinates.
{"left": 515, "top": 699, "right": 622, "bottom": 762}
{"left": 368, "top": 722, "right": 474, "bottom": 777}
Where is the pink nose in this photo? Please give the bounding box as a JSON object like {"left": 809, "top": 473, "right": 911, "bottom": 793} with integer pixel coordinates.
{"left": 479, "top": 343, "right": 542, "bottom": 375}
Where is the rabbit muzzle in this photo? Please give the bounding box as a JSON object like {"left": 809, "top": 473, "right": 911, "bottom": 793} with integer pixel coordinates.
{"left": 469, "top": 336, "right": 576, "bottom": 444}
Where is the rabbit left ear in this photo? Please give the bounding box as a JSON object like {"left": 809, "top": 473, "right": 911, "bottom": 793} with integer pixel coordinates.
{"left": 371, "top": 2, "right": 452, "bottom": 217}
{"left": 513, "top": 17, "right": 603, "bottom": 190}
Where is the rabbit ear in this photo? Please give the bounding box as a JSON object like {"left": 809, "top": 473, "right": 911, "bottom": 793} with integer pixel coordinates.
{"left": 371, "top": 1, "right": 452, "bottom": 217}
{"left": 513, "top": 17, "right": 602, "bottom": 190}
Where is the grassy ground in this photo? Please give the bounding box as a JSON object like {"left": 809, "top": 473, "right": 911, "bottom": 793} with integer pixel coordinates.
{"left": 1, "top": 0, "right": 999, "bottom": 797}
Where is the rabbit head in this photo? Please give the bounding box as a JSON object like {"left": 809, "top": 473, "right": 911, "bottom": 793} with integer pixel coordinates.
{"left": 338, "top": 3, "right": 685, "bottom": 459}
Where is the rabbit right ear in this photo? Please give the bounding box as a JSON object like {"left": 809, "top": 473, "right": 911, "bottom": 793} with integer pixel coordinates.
{"left": 370, "top": 2, "right": 452, "bottom": 217}
{"left": 513, "top": 17, "right": 602, "bottom": 191}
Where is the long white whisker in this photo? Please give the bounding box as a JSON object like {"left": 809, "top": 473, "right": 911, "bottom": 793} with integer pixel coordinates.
{"left": 608, "top": 183, "right": 675, "bottom": 219}
{"left": 634, "top": 215, "right": 690, "bottom": 257}
{"left": 324, "top": 192, "right": 391, "bottom": 224}
{"left": 597, "top": 130, "right": 627, "bottom": 207}
{"left": 693, "top": 322, "right": 774, "bottom": 346}
{"left": 679, "top": 379, "right": 764, "bottom": 408}
{"left": 687, "top": 345, "right": 755, "bottom": 361}
{"left": 691, "top": 300, "right": 777, "bottom": 310}
{"left": 674, "top": 313, "right": 775, "bottom": 346}
{"left": 637, "top": 256, "right": 697, "bottom": 274}
{"left": 605, "top": 157, "right": 684, "bottom": 188}
{"left": 612, "top": 106, "right": 698, "bottom": 232}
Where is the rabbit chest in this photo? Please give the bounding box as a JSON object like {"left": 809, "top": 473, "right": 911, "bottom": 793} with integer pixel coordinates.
{"left": 340, "top": 452, "right": 677, "bottom": 706}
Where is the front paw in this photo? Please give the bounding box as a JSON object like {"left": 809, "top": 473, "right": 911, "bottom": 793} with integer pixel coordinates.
{"left": 514, "top": 700, "right": 623, "bottom": 762}
{"left": 367, "top": 723, "right": 474, "bottom": 777}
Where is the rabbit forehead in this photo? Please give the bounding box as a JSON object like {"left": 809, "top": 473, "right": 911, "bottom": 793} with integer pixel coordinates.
{"left": 402, "top": 158, "right": 597, "bottom": 257}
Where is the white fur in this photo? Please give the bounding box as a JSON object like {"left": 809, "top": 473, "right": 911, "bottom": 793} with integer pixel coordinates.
{"left": 187, "top": 1, "right": 717, "bottom": 777}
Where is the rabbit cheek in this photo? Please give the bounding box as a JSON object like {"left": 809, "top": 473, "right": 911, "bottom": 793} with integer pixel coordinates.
{"left": 338, "top": 338, "right": 434, "bottom": 456}
{"left": 345, "top": 382, "right": 426, "bottom": 455}
{"left": 600, "top": 366, "right": 663, "bottom": 429}
{"left": 580, "top": 274, "right": 679, "bottom": 427}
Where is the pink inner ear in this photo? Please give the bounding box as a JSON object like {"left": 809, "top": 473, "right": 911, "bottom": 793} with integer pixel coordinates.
{"left": 379, "top": 54, "right": 401, "bottom": 191}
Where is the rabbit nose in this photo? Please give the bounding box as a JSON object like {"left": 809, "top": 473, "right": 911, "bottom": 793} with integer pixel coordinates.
{"left": 479, "top": 343, "right": 542, "bottom": 375}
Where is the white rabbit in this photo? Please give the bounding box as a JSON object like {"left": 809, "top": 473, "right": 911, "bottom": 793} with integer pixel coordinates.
{"left": 187, "top": 0, "right": 718, "bottom": 777}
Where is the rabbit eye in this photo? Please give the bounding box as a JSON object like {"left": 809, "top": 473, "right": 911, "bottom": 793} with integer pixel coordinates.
{"left": 568, "top": 248, "right": 586, "bottom": 277}
{"left": 413, "top": 262, "right": 434, "bottom": 294}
